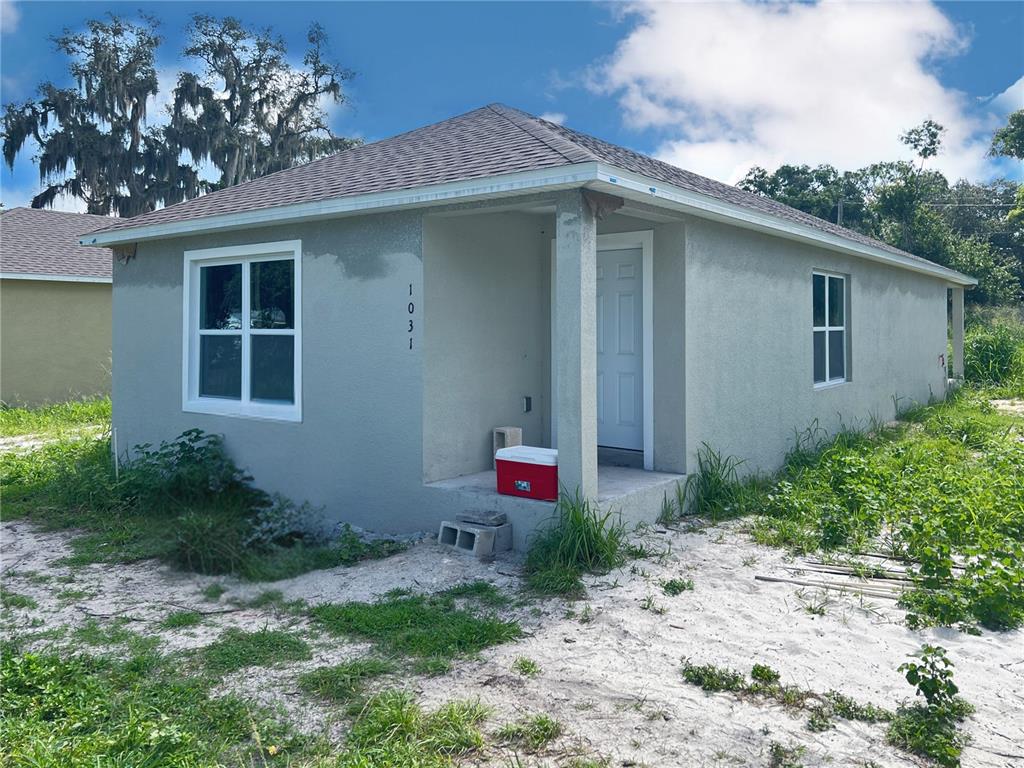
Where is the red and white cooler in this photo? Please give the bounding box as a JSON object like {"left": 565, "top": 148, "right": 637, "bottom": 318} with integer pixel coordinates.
{"left": 495, "top": 446, "right": 558, "bottom": 501}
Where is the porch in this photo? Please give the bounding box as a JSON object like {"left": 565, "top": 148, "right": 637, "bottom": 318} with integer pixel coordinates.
{"left": 425, "top": 465, "right": 685, "bottom": 550}
{"left": 419, "top": 188, "right": 688, "bottom": 547}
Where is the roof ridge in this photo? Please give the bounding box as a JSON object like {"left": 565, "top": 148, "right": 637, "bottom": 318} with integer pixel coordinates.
{"left": 486, "top": 104, "right": 596, "bottom": 165}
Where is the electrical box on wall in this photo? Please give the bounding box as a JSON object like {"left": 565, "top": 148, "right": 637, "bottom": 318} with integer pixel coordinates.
{"left": 523, "top": 396, "right": 532, "bottom": 413}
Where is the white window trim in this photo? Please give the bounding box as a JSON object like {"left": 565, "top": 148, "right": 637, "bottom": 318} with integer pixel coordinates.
{"left": 813, "top": 270, "right": 848, "bottom": 389}
{"left": 182, "top": 240, "right": 302, "bottom": 422}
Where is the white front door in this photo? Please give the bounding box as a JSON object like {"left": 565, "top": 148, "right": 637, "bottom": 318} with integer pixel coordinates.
{"left": 596, "top": 247, "right": 643, "bottom": 450}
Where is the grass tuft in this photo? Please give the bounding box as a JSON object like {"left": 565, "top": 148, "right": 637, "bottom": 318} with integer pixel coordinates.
{"left": 524, "top": 490, "right": 626, "bottom": 597}
{"left": 0, "top": 396, "right": 110, "bottom": 437}
{"left": 310, "top": 585, "right": 520, "bottom": 661}
{"left": 297, "top": 657, "right": 395, "bottom": 703}
{"left": 495, "top": 713, "right": 563, "bottom": 751}
{"left": 201, "top": 627, "right": 311, "bottom": 674}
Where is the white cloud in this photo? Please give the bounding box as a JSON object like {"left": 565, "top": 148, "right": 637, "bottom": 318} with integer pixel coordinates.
{"left": 539, "top": 112, "right": 567, "bottom": 125}
{"left": 1, "top": 0, "right": 19, "bottom": 36}
{"left": 593, "top": 1, "right": 1013, "bottom": 183}
{"left": 990, "top": 75, "right": 1024, "bottom": 116}
{"left": 1, "top": 183, "right": 88, "bottom": 213}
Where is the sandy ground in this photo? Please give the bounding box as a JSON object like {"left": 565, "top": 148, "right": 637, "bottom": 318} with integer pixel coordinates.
{"left": 1, "top": 519, "right": 1021, "bottom": 768}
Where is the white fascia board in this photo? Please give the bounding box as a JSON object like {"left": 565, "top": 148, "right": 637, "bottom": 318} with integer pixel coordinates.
{"left": 78, "top": 156, "right": 976, "bottom": 287}
{"left": 592, "top": 164, "right": 977, "bottom": 287}
{"left": 79, "top": 164, "right": 602, "bottom": 247}
{"left": 0, "top": 272, "right": 112, "bottom": 284}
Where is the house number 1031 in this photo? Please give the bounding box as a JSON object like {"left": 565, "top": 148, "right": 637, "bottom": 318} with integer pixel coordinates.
{"left": 407, "top": 284, "right": 415, "bottom": 350}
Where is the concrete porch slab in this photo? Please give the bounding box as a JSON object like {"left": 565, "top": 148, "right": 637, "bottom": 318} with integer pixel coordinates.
{"left": 424, "top": 465, "right": 685, "bottom": 550}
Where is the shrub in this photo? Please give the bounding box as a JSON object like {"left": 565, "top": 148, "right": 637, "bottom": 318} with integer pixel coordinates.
{"left": 524, "top": 490, "right": 625, "bottom": 597}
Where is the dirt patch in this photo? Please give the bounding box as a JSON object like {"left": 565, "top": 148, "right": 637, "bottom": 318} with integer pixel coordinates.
{"left": 3, "top": 520, "right": 1022, "bottom": 767}
{"left": 991, "top": 398, "right": 1024, "bottom": 416}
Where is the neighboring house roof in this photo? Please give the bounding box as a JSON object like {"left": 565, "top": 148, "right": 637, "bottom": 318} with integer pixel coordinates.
{"left": 1, "top": 207, "right": 113, "bottom": 282}
{"left": 82, "top": 104, "right": 973, "bottom": 285}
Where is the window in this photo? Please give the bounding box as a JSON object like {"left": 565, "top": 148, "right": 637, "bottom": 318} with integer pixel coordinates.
{"left": 812, "top": 271, "right": 847, "bottom": 386}
{"left": 183, "top": 241, "right": 301, "bottom": 421}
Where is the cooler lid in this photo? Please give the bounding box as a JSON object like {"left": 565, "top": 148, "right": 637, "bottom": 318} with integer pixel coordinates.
{"left": 495, "top": 445, "right": 558, "bottom": 466}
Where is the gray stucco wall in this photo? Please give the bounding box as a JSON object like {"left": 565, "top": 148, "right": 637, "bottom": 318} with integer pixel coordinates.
{"left": 112, "top": 211, "right": 430, "bottom": 533}
{"left": 422, "top": 213, "right": 550, "bottom": 482}
{"left": 111, "top": 195, "right": 951, "bottom": 543}
{"left": 681, "top": 216, "right": 949, "bottom": 475}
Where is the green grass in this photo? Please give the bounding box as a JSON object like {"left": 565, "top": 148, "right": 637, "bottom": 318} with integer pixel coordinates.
{"left": 683, "top": 386, "right": 1024, "bottom": 631}
{"left": 297, "top": 657, "right": 396, "bottom": 703}
{"left": 495, "top": 713, "right": 563, "bottom": 751}
{"left": 335, "top": 690, "right": 488, "bottom": 767}
{"left": 661, "top": 577, "right": 694, "bottom": 596}
{"left": 201, "top": 583, "right": 227, "bottom": 601}
{"left": 201, "top": 627, "right": 312, "bottom": 675}
{"left": 159, "top": 610, "right": 203, "bottom": 630}
{"left": 524, "top": 489, "right": 626, "bottom": 597}
{"left": 0, "top": 396, "right": 110, "bottom": 437}
{"left": 0, "top": 587, "right": 37, "bottom": 610}
{"left": 0, "top": 645, "right": 300, "bottom": 767}
{"left": 512, "top": 656, "right": 542, "bottom": 677}
{"left": 0, "top": 427, "right": 405, "bottom": 581}
{"left": 310, "top": 584, "right": 521, "bottom": 661}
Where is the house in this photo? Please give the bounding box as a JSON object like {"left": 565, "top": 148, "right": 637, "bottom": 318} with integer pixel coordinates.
{"left": 81, "top": 104, "right": 974, "bottom": 547}
{"left": 1, "top": 207, "right": 113, "bottom": 407}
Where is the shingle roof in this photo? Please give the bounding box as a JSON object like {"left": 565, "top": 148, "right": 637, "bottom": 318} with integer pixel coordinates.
{"left": 86, "top": 104, "right": 932, "bottom": 268}
{"left": 1, "top": 207, "right": 113, "bottom": 279}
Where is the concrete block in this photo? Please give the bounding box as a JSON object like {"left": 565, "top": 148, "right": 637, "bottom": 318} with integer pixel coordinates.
{"left": 492, "top": 426, "right": 522, "bottom": 468}
{"left": 456, "top": 510, "right": 507, "bottom": 526}
{"left": 438, "top": 521, "right": 513, "bottom": 560}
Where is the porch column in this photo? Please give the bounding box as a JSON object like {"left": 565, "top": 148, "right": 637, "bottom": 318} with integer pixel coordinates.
{"left": 951, "top": 286, "right": 965, "bottom": 379}
{"left": 554, "top": 190, "right": 598, "bottom": 501}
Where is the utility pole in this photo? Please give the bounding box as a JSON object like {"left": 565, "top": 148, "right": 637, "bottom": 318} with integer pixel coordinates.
{"left": 837, "top": 198, "right": 844, "bottom": 227}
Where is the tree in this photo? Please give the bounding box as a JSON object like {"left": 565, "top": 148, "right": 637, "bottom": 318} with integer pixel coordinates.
{"left": 1, "top": 15, "right": 200, "bottom": 216}
{"left": 167, "top": 16, "right": 358, "bottom": 191}
{"left": 738, "top": 163, "right": 870, "bottom": 230}
{"left": 989, "top": 110, "right": 1024, "bottom": 160}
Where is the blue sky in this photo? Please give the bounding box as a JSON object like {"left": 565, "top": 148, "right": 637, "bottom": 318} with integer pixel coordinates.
{"left": 1, "top": 0, "right": 1022, "bottom": 211}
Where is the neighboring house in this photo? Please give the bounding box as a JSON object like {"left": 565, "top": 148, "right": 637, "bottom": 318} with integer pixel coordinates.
{"left": 1, "top": 207, "right": 113, "bottom": 407}
{"left": 82, "top": 104, "right": 974, "bottom": 547}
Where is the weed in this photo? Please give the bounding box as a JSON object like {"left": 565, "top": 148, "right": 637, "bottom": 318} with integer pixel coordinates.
{"left": 524, "top": 490, "right": 626, "bottom": 597}
{"left": 496, "top": 713, "right": 563, "bottom": 751}
{"left": 0, "top": 588, "right": 37, "bottom": 610}
{"left": 639, "top": 595, "right": 667, "bottom": 614}
{"left": 338, "top": 690, "right": 487, "bottom": 764}
{"left": 159, "top": 610, "right": 203, "bottom": 630}
{"left": 298, "top": 657, "right": 395, "bottom": 702}
{"left": 73, "top": 618, "right": 139, "bottom": 647}
{"left": 0, "top": 646, "right": 298, "bottom": 765}
{"left": 202, "top": 627, "right": 311, "bottom": 674}
{"left": 310, "top": 586, "right": 520, "bottom": 661}
{"left": 0, "top": 427, "right": 405, "bottom": 583}
{"left": 750, "top": 664, "right": 781, "bottom": 686}
{"left": 512, "top": 656, "right": 541, "bottom": 677}
{"left": 661, "top": 577, "right": 694, "bottom": 596}
{"left": 242, "top": 589, "right": 307, "bottom": 614}
{"left": 680, "top": 659, "right": 747, "bottom": 693}
{"left": 682, "top": 444, "right": 764, "bottom": 520}
{"left": 887, "top": 646, "right": 974, "bottom": 768}
{"left": 768, "top": 741, "right": 806, "bottom": 768}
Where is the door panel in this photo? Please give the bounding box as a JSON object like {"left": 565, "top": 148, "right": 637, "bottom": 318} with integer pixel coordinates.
{"left": 597, "top": 247, "right": 643, "bottom": 450}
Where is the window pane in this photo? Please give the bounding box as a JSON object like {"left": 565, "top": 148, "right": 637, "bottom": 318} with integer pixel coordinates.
{"left": 251, "top": 335, "right": 294, "bottom": 402}
{"left": 829, "top": 330, "right": 846, "bottom": 380}
{"left": 251, "top": 260, "right": 294, "bottom": 329}
{"left": 813, "top": 274, "right": 826, "bottom": 327}
{"left": 813, "top": 330, "right": 826, "bottom": 383}
{"left": 200, "top": 335, "right": 241, "bottom": 399}
{"left": 828, "top": 276, "right": 844, "bottom": 327}
{"left": 200, "top": 264, "right": 242, "bottom": 330}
